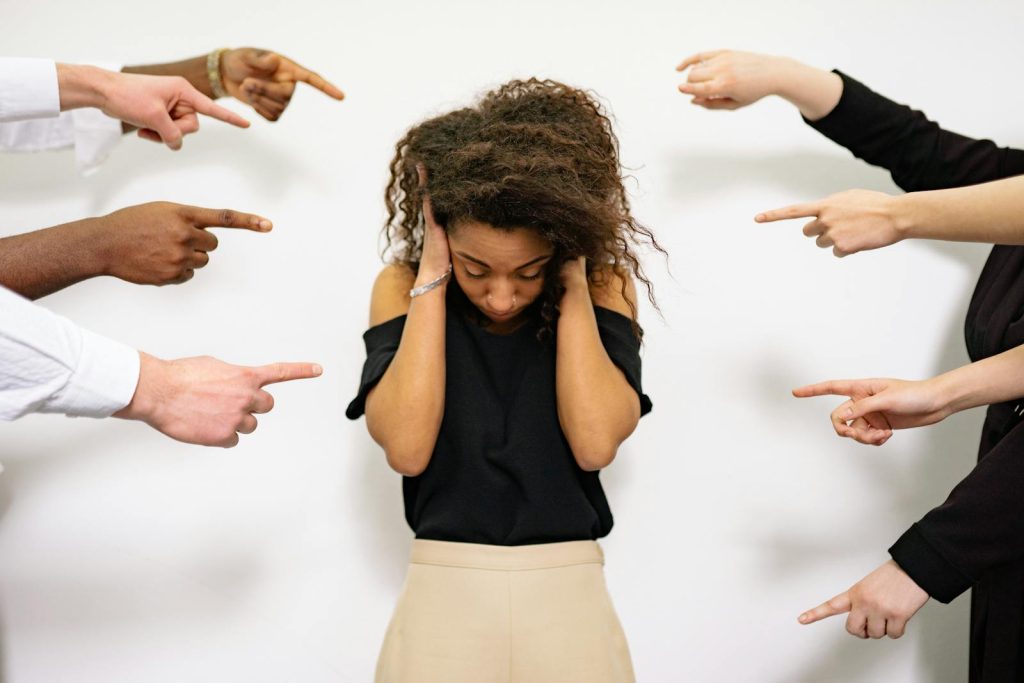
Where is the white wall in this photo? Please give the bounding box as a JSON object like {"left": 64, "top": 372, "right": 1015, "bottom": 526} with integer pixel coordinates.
{"left": 3, "top": 1, "right": 1023, "bottom": 680}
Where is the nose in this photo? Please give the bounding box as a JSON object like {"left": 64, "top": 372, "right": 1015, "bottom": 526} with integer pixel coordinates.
{"left": 487, "top": 282, "right": 516, "bottom": 313}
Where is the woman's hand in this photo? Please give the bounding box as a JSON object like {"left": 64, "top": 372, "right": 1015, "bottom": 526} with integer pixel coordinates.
{"left": 793, "top": 377, "right": 953, "bottom": 446}
{"left": 798, "top": 560, "right": 929, "bottom": 639}
{"left": 220, "top": 48, "right": 344, "bottom": 121}
{"left": 560, "top": 256, "right": 589, "bottom": 296}
{"left": 756, "top": 189, "right": 907, "bottom": 258}
{"left": 415, "top": 164, "right": 451, "bottom": 288}
{"left": 675, "top": 49, "right": 842, "bottom": 120}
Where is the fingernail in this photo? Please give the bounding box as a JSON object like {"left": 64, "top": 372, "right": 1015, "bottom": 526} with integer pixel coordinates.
{"left": 259, "top": 219, "right": 272, "bottom": 231}
{"left": 754, "top": 214, "right": 765, "bottom": 222}
{"left": 798, "top": 614, "right": 809, "bottom": 623}
{"left": 313, "top": 364, "right": 323, "bottom": 376}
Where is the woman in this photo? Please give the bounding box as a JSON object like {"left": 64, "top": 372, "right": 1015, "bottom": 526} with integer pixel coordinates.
{"left": 346, "top": 78, "right": 661, "bottom": 682}
{"left": 678, "top": 49, "right": 1024, "bottom": 680}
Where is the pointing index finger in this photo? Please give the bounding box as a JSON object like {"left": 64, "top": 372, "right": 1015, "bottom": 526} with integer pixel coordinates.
{"left": 792, "top": 380, "right": 856, "bottom": 398}
{"left": 185, "top": 206, "right": 273, "bottom": 232}
{"left": 256, "top": 362, "right": 324, "bottom": 387}
{"left": 290, "top": 60, "right": 345, "bottom": 100}
{"left": 799, "top": 591, "right": 852, "bottom": 625}
{"left": 187, "top": 88, "right": 251, "bottom": 128}
{"left": 755, "top": 202, "right": 821, "bottom": 223}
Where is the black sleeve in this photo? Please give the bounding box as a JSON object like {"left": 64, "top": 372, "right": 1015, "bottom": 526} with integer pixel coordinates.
{"left": 806, "top": 71, "right": 1024, "bottom": 191}
{"left": 889, "top": 417, "right": 1024, "bottom": 603}
{"left": 344, "top": 315, "right": 407, "bottom": 420}
{"left": 594, "top": 306, "right": 653, "bottom": 417}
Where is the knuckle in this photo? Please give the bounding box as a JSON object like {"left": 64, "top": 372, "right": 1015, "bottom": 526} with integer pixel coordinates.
{"left": 219, "top": 209, "right": 236, "bottom": 225}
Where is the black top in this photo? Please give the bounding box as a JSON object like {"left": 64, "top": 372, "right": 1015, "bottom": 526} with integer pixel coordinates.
{"left": 808, "top": 71, "right": 1024, "bottom": 682}
{"left": 347, "top": 301, "right": 652, "bottom": 546}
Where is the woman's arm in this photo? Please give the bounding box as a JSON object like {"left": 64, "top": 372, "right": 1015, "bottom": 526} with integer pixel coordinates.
{"left": 676, "top": 49, "right": 1024, "bottom": 190}
{"left": 364, "top": 194, "right": 449, "bottom": 477}
{"left": 555, "top": 259, "right": 642, "bottom": 471}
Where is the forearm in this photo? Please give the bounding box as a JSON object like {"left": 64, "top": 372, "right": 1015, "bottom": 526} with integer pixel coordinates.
{"left": 122, "top": 56, "right": 213, "bottom": 98}
{"left": 934, "top": 344, "right": 1024, "bottom": 414}
{"left": 365, "top": 288, "right": 447, "bottom": 475}
{"left": 0, "top": 219, "right": 107, "bottom": 299}
{"left": 555, "top": 286, "right": 640, "bottom": 471}
{"left": 895, "top": 176, "right": 1024, "bottom": 244}
{"left": 772, "top": 58, "right": 843, "bottom": 122}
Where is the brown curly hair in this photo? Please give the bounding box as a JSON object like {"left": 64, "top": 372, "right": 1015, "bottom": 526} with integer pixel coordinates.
{"left": 382, "top": 78, "right": 664, "bottom": 339}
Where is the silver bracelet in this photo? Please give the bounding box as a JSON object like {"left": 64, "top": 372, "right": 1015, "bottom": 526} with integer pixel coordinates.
{"left": 409, "top": 264, "right": 452, "bottom": 298}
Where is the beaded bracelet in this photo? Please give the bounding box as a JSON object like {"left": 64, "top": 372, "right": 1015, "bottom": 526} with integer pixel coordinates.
{"left": 206, "top": 48, "right": 230, "bottom": 99}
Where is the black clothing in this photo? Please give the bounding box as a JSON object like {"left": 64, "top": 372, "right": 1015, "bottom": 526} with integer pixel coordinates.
{"left": 347, "top": 303, "right": 652, "bottom": 547}
{"left": 809, "top": 70, "right": 1024, "bottom": 682}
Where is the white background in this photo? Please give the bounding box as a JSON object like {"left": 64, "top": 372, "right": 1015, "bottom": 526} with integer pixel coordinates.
{"left": 3, "top": 0, "right": 1023, "bottom": 680}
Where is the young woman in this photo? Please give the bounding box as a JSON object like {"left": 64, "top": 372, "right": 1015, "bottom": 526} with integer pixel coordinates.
{"left": 346, "top": 79, "right": 661, "bottom": 682}
{"left": 677, "top": 49, "right": 1024, "bottom": 681}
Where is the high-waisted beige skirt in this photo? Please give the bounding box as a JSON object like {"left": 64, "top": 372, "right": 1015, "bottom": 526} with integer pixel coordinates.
{"left": 375, "top": 539, "right": 635, "bottom": 683}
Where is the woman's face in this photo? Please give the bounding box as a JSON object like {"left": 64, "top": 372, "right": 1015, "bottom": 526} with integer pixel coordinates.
{"left": 446, "top": 220, "right": 554, "bottom": 327}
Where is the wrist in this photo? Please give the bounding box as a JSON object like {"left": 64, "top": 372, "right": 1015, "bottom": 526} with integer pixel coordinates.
{"left": 56, "top": 63, "right": 110, "bottom": 111}
{"left": 113, "top": 352, "right": 165, "bottom": 424}
{"left": 893, "top": 192, "right": 925, "bottom": 240}
{"left": 776, "top": 60, "right": 842, "bottom": 121}
{"left": 930, "top": 369, "right": 973, "bottom": 416}
{"left": 67, "top": 217, "right": 114, "bottom": 278}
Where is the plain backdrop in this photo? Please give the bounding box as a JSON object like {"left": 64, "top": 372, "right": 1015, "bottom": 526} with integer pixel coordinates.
{"left": 2, "top": 0, "right": 1023, "bottom": 680}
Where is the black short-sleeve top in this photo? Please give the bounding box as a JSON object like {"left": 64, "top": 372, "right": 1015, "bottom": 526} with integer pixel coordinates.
{"left": 346, "top": 302, "right": 652, "bottom": 546}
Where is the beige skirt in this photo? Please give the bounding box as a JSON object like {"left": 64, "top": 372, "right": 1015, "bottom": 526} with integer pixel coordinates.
{"left": 375, "top": 539, "right": 635, "bottom": 683}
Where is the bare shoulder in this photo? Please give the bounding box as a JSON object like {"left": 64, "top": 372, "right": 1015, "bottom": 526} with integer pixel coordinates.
{"left": 588, "top": 265, "right": 637, "bottom": 319}
{"left": 369, "top": 263, "right": 417, "bottom": 326}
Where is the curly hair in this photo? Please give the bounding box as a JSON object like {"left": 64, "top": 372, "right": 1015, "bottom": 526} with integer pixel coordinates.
{"left": 382, "top": 78, "right": 664, "bottom": 339}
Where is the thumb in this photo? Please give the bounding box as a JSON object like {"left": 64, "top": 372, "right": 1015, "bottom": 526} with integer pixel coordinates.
{"left": 799, "top": 591, "right": 852, "bottom": 625}
{"left": 845, "top": 394, "right": 891, "bottom": 422}
{"left": 151, "top": 112, "right": 183, "bottom": 150}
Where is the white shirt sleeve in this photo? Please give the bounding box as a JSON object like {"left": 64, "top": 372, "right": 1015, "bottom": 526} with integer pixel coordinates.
{"left": 0, "top": 285, "right": 141, "bottom": 421}
{"left": 0, "top": 58, "right": 124, "bottom": 175}
{"left": 0, "top": 58, "right": 59, "bottom": 122}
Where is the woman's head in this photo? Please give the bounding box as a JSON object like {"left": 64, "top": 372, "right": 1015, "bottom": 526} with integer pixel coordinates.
{"left": 383, "top": 78, "right": 662, "bottom": 334}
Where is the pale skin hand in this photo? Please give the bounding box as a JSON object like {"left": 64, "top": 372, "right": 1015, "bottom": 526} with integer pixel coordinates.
{"left": 0, "top": 203, "right": 271, "bottom": 299}
{"left": 793, "top": 378, "right": 952, "bottom": 446}
{"left": 755, "top": 189, "right": 906, "bottom": 258}
{"left": 114, "top": 353, "right": 322, "bottom": 448}
{"left": 220, "top": 48, "right": 345, "bottom": 122}
{"left": 795, "top": 343, "right": 1024, "bottom": 445}
{"left": 675, "top": 49, "right": 843, "bottom": 121}
{"left": 56, "top": 64, "right": 250, "bottom": 150}
{"left": 799, "top": 560, "right": 929, "bottom": 639}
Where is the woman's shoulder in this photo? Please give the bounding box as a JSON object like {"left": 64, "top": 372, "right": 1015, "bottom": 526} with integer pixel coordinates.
{"left": 588, "top": 265, "right": 637, "bottom": 319}
{"left": 369, "top": 263, "right": 417, "bottom": 326}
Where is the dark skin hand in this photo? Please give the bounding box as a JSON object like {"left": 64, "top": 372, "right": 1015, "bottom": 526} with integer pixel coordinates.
{"left": 122, "top": 47, "right": 343, "bottom": 140}
{"left": 0, "top": 202, "right": 272, "bottom": 299}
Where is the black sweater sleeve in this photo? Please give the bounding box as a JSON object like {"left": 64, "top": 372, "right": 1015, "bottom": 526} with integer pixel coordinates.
{"left": 805, "top": 71, "right": 1024, "bottom": 603}
{"left": 806, "top": 71, "right": 1024, "bottom": 191}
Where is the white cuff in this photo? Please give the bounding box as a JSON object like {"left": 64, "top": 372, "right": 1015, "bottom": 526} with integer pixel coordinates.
{"left": 54, "top": 330, "right": 141, "bottom": 418}
{"left": 0, "top": 58, "right": 60, "bottom": 122}
{"left": 69, "top": 106, "right": 123, "bottom": 175}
